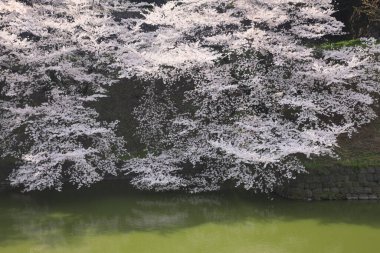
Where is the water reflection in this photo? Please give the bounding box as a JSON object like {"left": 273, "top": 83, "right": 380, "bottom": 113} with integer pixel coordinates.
{"left": 1, "top": 185, "right": 380, "bottom": 252}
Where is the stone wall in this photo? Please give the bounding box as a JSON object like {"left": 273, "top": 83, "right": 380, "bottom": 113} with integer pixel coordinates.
{"left": 332, "top": 0, "right": 380, "bottom": 39}
{"left": 276, "top": 167, "right": 380, "bottom": 200}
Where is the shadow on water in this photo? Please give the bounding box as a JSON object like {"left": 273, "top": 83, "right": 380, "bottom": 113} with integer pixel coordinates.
{"left": 0, "top": 181, "right": 380, "bottom": 248}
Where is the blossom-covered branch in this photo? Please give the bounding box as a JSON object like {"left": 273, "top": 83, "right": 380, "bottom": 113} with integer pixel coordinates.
{"left": 1, "top": 0, "right": 379, "bottom": 192}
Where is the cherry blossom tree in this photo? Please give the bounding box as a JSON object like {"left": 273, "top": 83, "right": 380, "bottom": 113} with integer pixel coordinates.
{"left": 0, "top": 0, "right": 379, "bottom": 192}
{"left": 125, "top": 0, "right": 380, "bottom": 192}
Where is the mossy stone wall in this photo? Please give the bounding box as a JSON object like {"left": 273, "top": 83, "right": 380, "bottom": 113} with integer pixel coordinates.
{"left": 277, "top": 167, "right": 380, "bottom": 200}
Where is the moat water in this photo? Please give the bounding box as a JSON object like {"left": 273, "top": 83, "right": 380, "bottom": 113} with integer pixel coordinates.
{"left": 0, "top": 184, "right": 379, "bottom": 253}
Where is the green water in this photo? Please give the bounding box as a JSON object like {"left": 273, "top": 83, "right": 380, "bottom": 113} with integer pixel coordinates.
{"left": 1, "top": 186, "right": 380, "bottom": 253}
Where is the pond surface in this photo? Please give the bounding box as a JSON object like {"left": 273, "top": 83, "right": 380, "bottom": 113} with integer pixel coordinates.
{"left": 1, "top": 184, "right": 380, "bottom": 253}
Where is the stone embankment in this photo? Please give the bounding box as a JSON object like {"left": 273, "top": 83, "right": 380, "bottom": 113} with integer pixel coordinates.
{"left": 277, "top": 167, "right": 380, "bottom": 200}
{"left": 0, "top": 181, "right": 10, "bottom": 193}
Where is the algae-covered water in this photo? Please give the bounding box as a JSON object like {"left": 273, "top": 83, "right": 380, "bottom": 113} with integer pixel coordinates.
{"left": 0, "top": 185, "right": 379, "bottom": 253}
